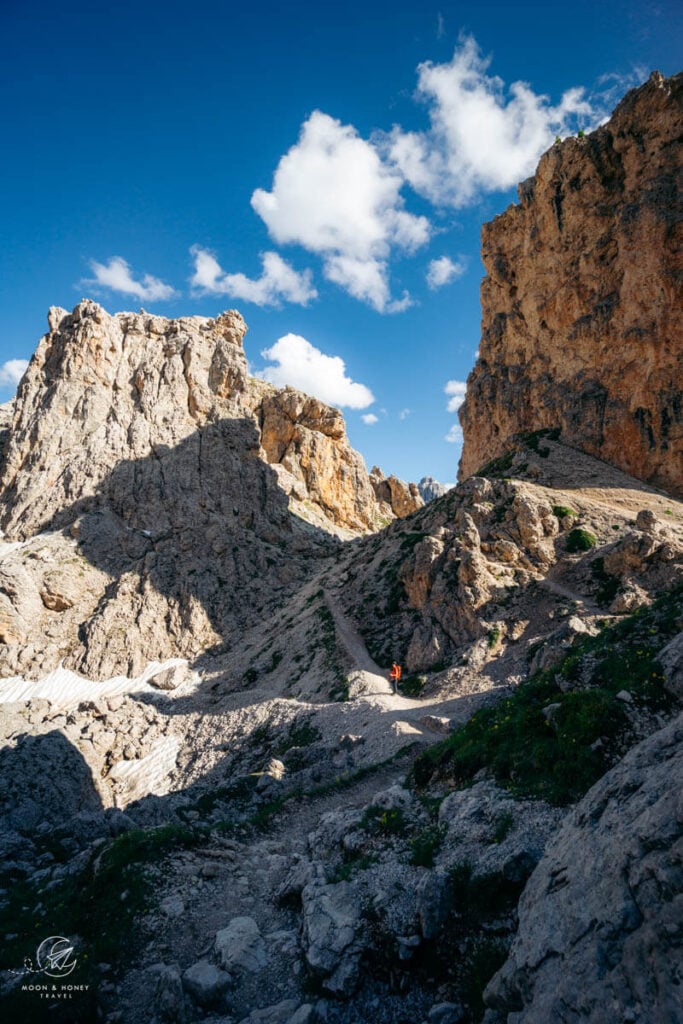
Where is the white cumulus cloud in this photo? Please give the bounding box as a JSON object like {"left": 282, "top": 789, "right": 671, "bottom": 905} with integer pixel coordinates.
{"left": 362, "top": 413, "right": 379, "bottom": 425}
{"left": 384, "top": 35, "right": 594, "bottom": 208}
{"left": 190, "top": 246, "right": 317, "bottom": 306}
{"left": 427, "top": 256, "right": 467, "bottom": 289}
{"left": 445, "top": 379, "right": 467, "bottom": 413}
{"left": 260, "top": 334, "right": 375, "bottom": 409}
{"left": 251, "top": 110, "right": 430, "bottom": 312}
{"left": 0, "top": 358, "right": 29, "bottom": 388}
{"left": 86, "top": 257, "right": 177, "bottom": 302}
{"left": 445, "top": 423, "right": 463, "bottom": 444}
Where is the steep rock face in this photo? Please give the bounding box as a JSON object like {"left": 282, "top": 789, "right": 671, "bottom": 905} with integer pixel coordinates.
{"left": 369, "top": 466, "right": 424, "bottom": 518}
{"left": 0, "top": 302, "right": 395, "bottom": 677}
{"left": 485, "top": 713, "right": 683, "bottom": 1023}
{"left": 0, "top": 302, "right": 385, "bottom": 539}
{"left": 259, "top": 388, "right": 383, "bottom": 533}
{"left": 460, "top": 72, "right": 683, "bottom": 496}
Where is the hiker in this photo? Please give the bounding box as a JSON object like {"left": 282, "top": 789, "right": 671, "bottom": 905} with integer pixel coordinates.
{"left": 390, "top": 662, "right": 402, "bottom": 693}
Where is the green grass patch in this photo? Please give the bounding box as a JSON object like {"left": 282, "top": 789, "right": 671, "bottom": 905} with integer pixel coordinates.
{"left": 411, "top": 587, "right": 682, "bottom": 804}
{"left": 590, "top": 556, "right": 620, "bottom": 607}
{"left": 267, "top": 651, "right": 283, "bottom": 672}
{"left": 487, "top": 626, "right": 502, "bottom": 650}
{"left": 552, "top": 505, "right": 576, "bottom": 519}
{"left": 360, "top": 806, "right": 406, "bottom": 836}
{"left": 328, "top": 851, "right": 379, "bottom": 883}
{"left": 566, "top": 527, "right": 597, "bottom": 552}
{"left": 274, "top": 719, "right": 321, "bottom": 755}
{"left": 492, "top": 810, "right": 515, "bottom": 844}
{"left": 409, "top": 823, "right": 446, "bottom": 867}
{"left": 400, "top": 673, "right": 426, "bottom": 697}
{"left": 476, "top": 450, "right": 515, "bottom": 478}
{"left": 329, "top": 678, "right": 350, "bottom": 702}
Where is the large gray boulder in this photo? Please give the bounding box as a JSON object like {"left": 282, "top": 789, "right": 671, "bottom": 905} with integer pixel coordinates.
{"left": 485, "top": 713, "right": 683, "bottom": 1023}
{"left": 300, "top": 879, "right": 365, "bottom": 996}
{"left": 181, "top": 959, "right": 231, "bottom": 1009}
{"left": 215, "top": 916, "right": 267, "bottom": 974}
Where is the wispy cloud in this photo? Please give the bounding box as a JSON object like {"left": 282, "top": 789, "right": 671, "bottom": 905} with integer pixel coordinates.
{"left": 190, "top": 246, "right": 317, "bottom": 306}
{"left": 444, "top": 379, "right": 467, "bottom": 444}
{"left": 362, "top": 413, "right": 379, "bottom": 425}
{"left": 445, "top": 423, "right": 463, "bottom": 444}
{"left": 260, "top": 333, "right": 375, "bottom": 409}
{"left": 383, "top": 35, "right": 594, "bottom": 208}
{"left": 0, "top": 358, "right": 29, "bottom": 389}
{"left": 427, "top": 255, "right": 467, "bottom": 289}
{"left": 251, "top": 111, "right": 430, "bottom": 312}
{"left": 444, "top": 379, "right": 467, "bottom": 413}
{"left": 85, "top": 257, "right": 177, "bottom": 302}
{"left": 399, "top": 408, "right": 412, "bottom": 420}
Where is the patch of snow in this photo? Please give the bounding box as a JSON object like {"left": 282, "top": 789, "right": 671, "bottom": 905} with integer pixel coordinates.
{"left": 0, "top": 658, "right": 198, "bottom": 707}
{"left": 110, "top": 736, "right": 181, "bottom": 804}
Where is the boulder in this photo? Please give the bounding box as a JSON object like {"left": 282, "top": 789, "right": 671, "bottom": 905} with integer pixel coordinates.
{"left": 215, "top": 916, "right": 267, "bottom": 974}
{"left": 181, "top": 959, "right": 231, "bottom": 1009}
{"left": 485, "top": 713, "right": 683, "bottom": 1023}
{"left": 301, "top": 879, "right": 365, "bottom": 996}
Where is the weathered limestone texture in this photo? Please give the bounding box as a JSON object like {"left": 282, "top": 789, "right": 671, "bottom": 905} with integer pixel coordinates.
{"left": 460, "top": 72, "right": 683, "bottom": 496}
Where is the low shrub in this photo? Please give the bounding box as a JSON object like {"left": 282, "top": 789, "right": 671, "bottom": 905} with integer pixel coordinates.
{"left": 409, "top": 823, "right": 446, "bottom": 867}
{"left": 566, "top": 527, "right": 597, "bottom": 552}
{"left": 401, "top": 673, "right": 426, "bottom": 697}
{"left": 360, "top": 806, "right": 406, "bottom": 836}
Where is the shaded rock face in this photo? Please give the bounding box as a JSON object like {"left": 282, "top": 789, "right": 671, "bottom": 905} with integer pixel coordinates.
{"left": 369, "top": 466, "right": 424, "bottom": 518}
{"left": 0, "top": 301, "right": 385, "bottom": 539}
{"left": 485, "top": 713, "right": 683, "bottom": 1023}
{"left": 459, "top": 72, "right": 683, "bottom": 497}
{"left": 0, "top": 301, "right": 396, "bottom": 676}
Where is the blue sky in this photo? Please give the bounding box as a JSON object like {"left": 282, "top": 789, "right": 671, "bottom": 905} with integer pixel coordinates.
{"left": 1, "top": 1, "right": 680, "bottom": 484}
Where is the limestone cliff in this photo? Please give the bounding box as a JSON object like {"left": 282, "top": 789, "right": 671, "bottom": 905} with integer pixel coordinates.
{"left": 259, "top": 388, "right": 384, "bottom": 533}
{"left": 0, "top": 302, "right": 409, "bottom": 677}
{"left": 459, "top": 71, "right": 683, "bottom": 497}
{"left": 0, "top": 301, "right": 390, "bottom": 540}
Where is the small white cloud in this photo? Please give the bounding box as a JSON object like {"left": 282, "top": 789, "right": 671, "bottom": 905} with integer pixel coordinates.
{"left": 86, "top": 257, "right": 177, "bottom": 302}
{"left": 399, "top": 408, "right": 412, "bottom": 420}
{"left": 0, "top": 358, "right": 29, "bottom": 388}
{"left": 260, "top": 334, "right": 375, "bottom": 409}
{"left": 387, "top": 291, "right": 414, "bottom": 313}
{"left": 445, "top": 423, "right": 463, "bottom": 444}
{"left": 190, "top": 246, "right": 316, "bottom": 306}
{"left": 383, "top": 35, "right": 594, "bottom": 208}
{"left": 251, "top": 110, "right": 430, "bottom": 312}
{"left": 427, "top": 256, "right": 466, "bottom": 289}
{"left": 362, "top": 413, "right": 379, "bottom": 425}
{"left": 324, "top": 255, "right": 391, "bottom": 311}
{"left": 445, "top": 379, "right": 467, "bottom": 413}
